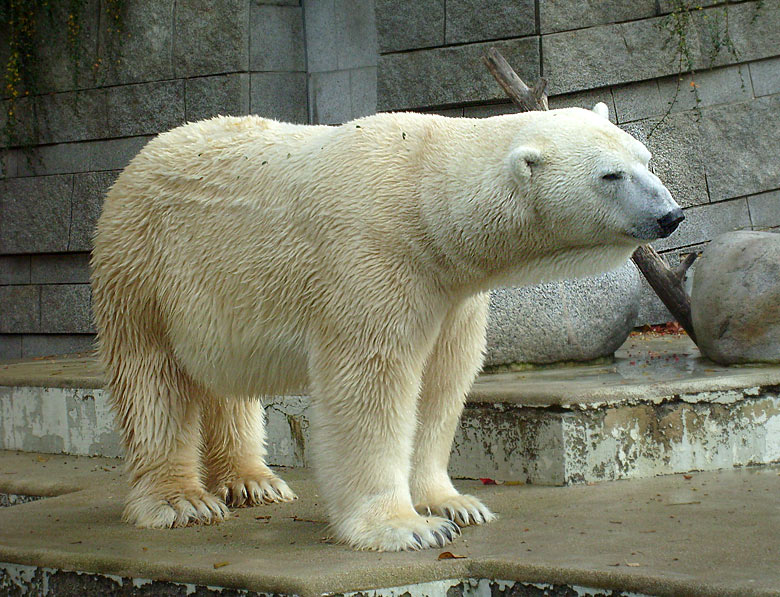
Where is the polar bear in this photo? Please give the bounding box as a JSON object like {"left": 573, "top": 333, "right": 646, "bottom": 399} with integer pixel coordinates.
{"left": 91, "top": 103, "right": 682, "bottom": 551}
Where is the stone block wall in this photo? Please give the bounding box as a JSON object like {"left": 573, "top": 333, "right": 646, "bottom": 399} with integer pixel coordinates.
{"left": 376, "top": 0, "right": 780, "bottom": 323}
{"left": 2, "top": 0, "right": 779, "bottom": 358}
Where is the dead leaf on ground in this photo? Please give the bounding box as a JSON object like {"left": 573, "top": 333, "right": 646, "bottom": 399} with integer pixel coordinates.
{"left": 213, "top": 562, "right": 230, "bottom": 569}
{"left": 626, "top": 562, "right": 641, "bottom": 567}
{"left": 438, "top": 551, "right": 467, "bottom": 560}
{"left": 479, "top": 478, "right": 503, "bottom": 485}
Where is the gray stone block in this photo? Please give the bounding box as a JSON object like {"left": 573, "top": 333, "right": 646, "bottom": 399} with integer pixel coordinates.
{"left": 349, "top": 67, "right": 378, "bottom": 120}
{"left": 375, "top": 0, "right": 444, "bottom": 54}
{"left": 378, "top": 37, "right": 539, "bottom": 110}
{"left": 21, "top": 334, "right": 96, "bottom": 358}
{"left": 334, "top": 0, "right": 378, "bottom": 70}
{"left": 173, "top": 0, "right": 250, "bottom": 77}
{"left": 0, "top": 335, "right": 22, "bottom": 361}
{"left": 656, "top": 66, "right": 752, "bottom": 116}
{"left": 0, "top": 285, "right": 39, "bottom": 334}
{"left": 445, "top": 0, "right": 535, "bottom": 44}
{"left": 423, "top": 107, "right": 465, "bottom": 117}
{"left": 749, "top": 56, "right": 780, "bottom": 97}
{"left": 0, "top": 256, "right": 30, "bottom": 285}
{"left": 34, "top": 89, "right": 106, "bottom": 145}
{"left": 250, "top": 73, "right": 308, "bottom": 123}
{"left": 31, "top": 254, "right": 92, "bottom": 285}
{"left": 308, "top": 70, "right": 352, "bottom": 125}
{"left": 70, "top": 171, "right": 120, "bottom": 252}
{"left": 0, "top": 175, "right": 72, "bottom": 254}
{"left": 711, "top": 1, "right": 780, "bottom": 68}
{"left": 0, "top": 151, "right": 15, "bottom": 178}
{"left": 540, "top": 0, "right": 656, "bottom": 34}
{"left": 40, "top": 284, "right": 94, "bottom": 334}
{"left": 30, "top": 0, "right": 100, "bottom": 93}
{"left": 105, "top": 81, "right": 185, "bottom": 138}
{"left": 548, "top": 88, "right": 618, "bottom": 123}
{"left": 653, "top": 198, "right": 752, "bottom": 252}
{"left": 463, "top": 103, "right": 519, "bottom": 118}
{"left": 250, "top": 4, "right": 305, "bottom": 72}
{"left": 485, "top": 260, "right": 641, "bottom": 366}
{"left": 14, "top": 137, "right": 151, "bottom": 177}
{"left": 1, "top": 96, "right": 38, "bottom": 147}
{"left": 636, "top": 277, "right": 673, "bottom": 326}
{"left": 613, "top": 80, "right": 665, "bottom": 124}
{"left": 95, "top": 0, "right": 175, "bottom": 86}
{"left": 620, "top": 111, "right": 709, "bottom": 209}
{"left": 543, "top": 16, "right": 690, "bottom": 95}
{"left": 657, "top": 0, "right": 720, "bottom": 13}
{"left": 748, "top": 190, "right": 780, "bottom": 230}
{"left": 303, "top": 0, "right": 340, "bottom": 72}
{"left": 185, "top": 74, "right": 251, "bottom": 122}
{"left": 699, "top": 95, "right": 780, "bottom": 202}
{"left": 692, "top": 230, "right": 780, "bottom": 364}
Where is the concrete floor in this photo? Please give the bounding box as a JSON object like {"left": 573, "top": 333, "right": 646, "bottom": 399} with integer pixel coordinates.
{"left": 0, "top": 451, "right": 778, "bottom": 597}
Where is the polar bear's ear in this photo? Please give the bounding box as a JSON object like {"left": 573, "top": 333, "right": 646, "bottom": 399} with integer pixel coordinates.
{"left": 508, "top": 146, "right": 542, "bottom": 181}
{"left": 592, "top": 102, "right": 609, "bottom": 119}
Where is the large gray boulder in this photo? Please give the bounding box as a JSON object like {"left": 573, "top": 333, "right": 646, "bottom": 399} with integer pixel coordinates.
{"left": 691, "top": 231, "right": 780, "bottom": 365}
{"left": 485, "top": 260, "right": 641, "bottom": 367}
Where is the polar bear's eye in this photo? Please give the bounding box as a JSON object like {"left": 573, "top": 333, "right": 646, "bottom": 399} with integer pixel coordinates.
{"left": 602, "top": 172, "right": 624, "bottom": 181}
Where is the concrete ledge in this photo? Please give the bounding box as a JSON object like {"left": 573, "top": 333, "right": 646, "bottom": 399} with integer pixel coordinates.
{"left": 1, "top": 337, "right": 779, "bottom": 484}
{"left": 0, "top": 452, "right": 777, "bottom": 597}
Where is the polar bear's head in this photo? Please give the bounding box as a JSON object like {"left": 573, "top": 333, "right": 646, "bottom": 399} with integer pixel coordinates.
{"left": 505, "top": 104, "right": 683, "bottom": 245}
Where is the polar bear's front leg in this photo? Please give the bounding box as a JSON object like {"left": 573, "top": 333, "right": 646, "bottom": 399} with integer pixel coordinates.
{"left": 410, "top": 293, "right": 496, "bottom": 527}
{"left": 202, "top": 396, "right": 297, "bottom": 506}
{"left": 308, "top": 332, "right": 459, "bottom": 551}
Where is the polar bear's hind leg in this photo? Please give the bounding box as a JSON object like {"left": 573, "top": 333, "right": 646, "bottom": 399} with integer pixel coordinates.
{"left": 108, "top": 343, "right": 230, "bottom": 528}
{"left": 202, "top": 396, "right": 297, "bottom": 507}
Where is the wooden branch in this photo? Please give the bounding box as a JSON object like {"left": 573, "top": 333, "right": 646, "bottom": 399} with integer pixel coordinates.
{"left": 482, "top": 47, "right": 548, "bottom": 112}
{"left": 482, "top": 46, "right": 699, "bottom": 344}
{"left": 632, "top": 247, "right": 697, "bottom": 343}
{"left": 674, "top": 252, "right": 698, "bottom": 282}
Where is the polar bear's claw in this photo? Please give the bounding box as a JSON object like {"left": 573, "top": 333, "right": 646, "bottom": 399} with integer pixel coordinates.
{"left": 123, "top": 490, "right": 230, "bottom": 529}
{"left": 416, "top": 493, "right": 495, "bottom": 528}
{"left": 344, "top": 515, "right": 461, "bottom": 551}
{"left": 218, "top": 474, "right": 297, "bottom": 508}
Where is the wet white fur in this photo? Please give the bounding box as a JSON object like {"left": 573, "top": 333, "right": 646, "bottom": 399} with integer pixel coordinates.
{"left": 91, "top": 106, "right": 668, "bottom": 550}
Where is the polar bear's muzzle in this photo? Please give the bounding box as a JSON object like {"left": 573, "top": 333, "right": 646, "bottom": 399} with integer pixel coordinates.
{"left": 624, "top": 168, "right": 684, "bottom": 241}
{"left": 656, "top": 207, "right": 684, "bottom": 238}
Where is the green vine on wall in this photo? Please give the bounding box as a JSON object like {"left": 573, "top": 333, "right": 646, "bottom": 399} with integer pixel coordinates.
{"left": 652, "top": 0, "right": 760, "bottom": 136}
{"left": 0, "top": 0, "right": 125, "bottom": 146}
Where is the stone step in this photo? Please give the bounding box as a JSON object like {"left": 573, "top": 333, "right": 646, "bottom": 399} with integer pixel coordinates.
{"left": 1, "top": 335, "right": 779, "bottom": 485}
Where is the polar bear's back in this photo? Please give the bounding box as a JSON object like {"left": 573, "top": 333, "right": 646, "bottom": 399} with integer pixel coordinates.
{"left": 92, "top": 113, "right": 445, "bottom": 396}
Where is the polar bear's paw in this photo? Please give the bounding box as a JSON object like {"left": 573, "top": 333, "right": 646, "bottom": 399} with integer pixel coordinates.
{"left": 416, "top": 493, "right": 496, "bottom": 527}
{"left": 344, "top": 515, "right": 461, "bottom": 551}
{"left": 216, "top": 474, "right": 298, "bottom": 507}
{"left": 123, "top": 489, "right": 230, "bottom": 528}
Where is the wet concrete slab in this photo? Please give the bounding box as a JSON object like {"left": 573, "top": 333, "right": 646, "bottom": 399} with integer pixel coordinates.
{"left": 0, "top": 451, "right": 778, "bottom": 597}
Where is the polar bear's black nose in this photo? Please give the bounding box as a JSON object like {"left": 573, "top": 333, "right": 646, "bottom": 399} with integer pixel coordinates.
{"left": 657, "top": 208, "right": 684, "bottom": 237}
